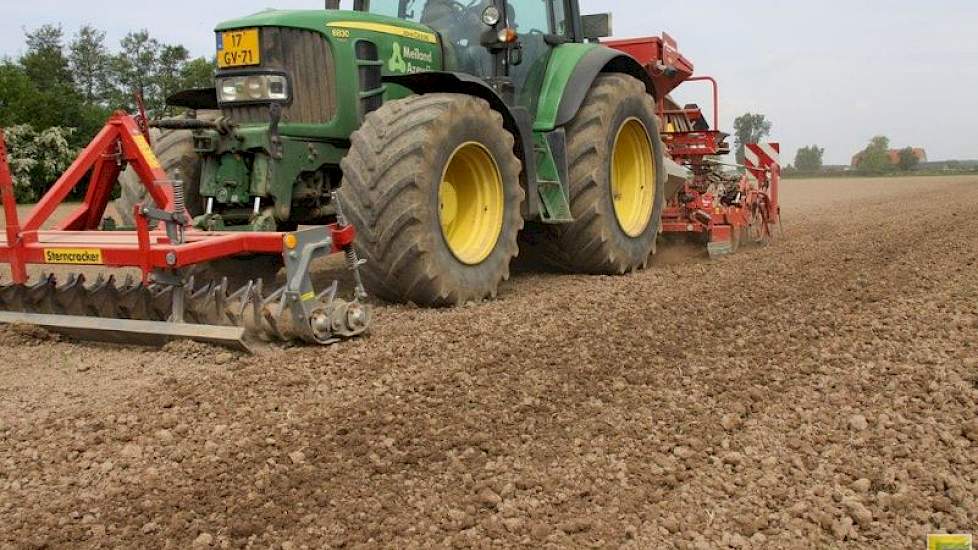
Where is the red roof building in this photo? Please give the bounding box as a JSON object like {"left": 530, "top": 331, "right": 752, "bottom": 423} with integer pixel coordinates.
{"left": 851, "top": 148, "right": 927, "bottom": 168}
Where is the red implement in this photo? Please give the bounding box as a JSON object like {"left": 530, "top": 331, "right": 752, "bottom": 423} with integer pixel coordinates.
{"left": 0, "top": 113, "right": 370, "bottom": 350}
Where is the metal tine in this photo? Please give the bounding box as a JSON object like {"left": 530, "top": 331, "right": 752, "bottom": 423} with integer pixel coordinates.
{"left": 213, "top": 277, "right": 229, "bottom": 325}
{"left": 219, "top": 278, "right": 269, "bottom": 340}
{"left": 251, "top": 279, "right": 265, "bottom": 335}
{"left": 225, "top": 280, "right": 252, "bottom": 302}
{"left": 239, "top": 278, "right": 280, "bottom": 342}
{"left": 262, "top": 282, "right": 285, "bottom": 306}
{"left": 209, "top": 277, "right": 233, "bottom": 325}
{"left": 86, "top": 274, "right": 122, "bottom": 318}
{"left": 317, "top": 280, "right": 339, "bottom": 303}
{"left": 255, "top": 279, "right": 291, "bottom": 342}
{"left": 55, "top": 274, "right": 89, "bottom": 316}
{"left": 149, "top": 285, "right": 174, "bottom": 322}
{"left": 118, "top": 275, "right": 153, "bottom": 321}
{"left": 187, "top": 279, "right": 219, "bottom": 325}
{"left": 124, "top": 274, "right": 136, "bottom": 287}
{"left": 24, "top": 273, "right": 58, "bottom": 314}
{"left": 225, "top": 279, "right": 255, "bottom": 321}
{"left": 0, "top": 277, "right": 26, "bottom": 312}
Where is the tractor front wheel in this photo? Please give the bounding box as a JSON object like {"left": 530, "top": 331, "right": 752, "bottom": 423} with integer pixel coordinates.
{"left": 337, "top": 94, "right": 524, "bottom": 306}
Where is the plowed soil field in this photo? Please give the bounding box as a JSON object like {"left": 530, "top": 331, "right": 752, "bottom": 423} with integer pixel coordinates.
{"left": 1, "top": 175, "right": 976, "bottom": 549}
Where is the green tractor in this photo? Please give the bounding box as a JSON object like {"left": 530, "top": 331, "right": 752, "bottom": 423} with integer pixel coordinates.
{"left": 121, "top": 0, "right": 667, "bottom": 306}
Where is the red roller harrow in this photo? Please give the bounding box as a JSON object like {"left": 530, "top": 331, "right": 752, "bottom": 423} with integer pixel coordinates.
{"left": 0, "top": 113, "right": 370, "bottom": 350}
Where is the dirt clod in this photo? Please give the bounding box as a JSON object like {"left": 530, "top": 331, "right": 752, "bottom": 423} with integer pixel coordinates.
{"left": 852, "top": 478, "right": 872, "bottom": 493}
{"left": 192, "top": 532, "right": 213, "bottom": 548}
{"left": 848, "top": 414, "right": 869, "bottom": 431}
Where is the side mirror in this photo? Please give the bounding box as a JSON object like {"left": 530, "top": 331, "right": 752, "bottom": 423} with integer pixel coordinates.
{"left": 581, "top": 14, "right": 613, "bottom": 40}
{"left": 509, "top": 46, "right": 523, "bottom": 66}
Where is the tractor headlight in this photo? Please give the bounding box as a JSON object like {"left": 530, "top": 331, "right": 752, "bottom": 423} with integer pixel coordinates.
{"left": 217, "top": 74, "right": 289, "bottom": 104}
{"left": 481, "top": 5, "right": 501, "bottom": 26}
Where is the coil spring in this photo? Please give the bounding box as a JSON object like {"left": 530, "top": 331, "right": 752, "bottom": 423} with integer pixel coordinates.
{"left": 171, "top": 169, "right": 186, "bottom": 218}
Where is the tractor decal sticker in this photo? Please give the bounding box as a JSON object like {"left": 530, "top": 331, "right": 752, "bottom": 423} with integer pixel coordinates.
{"left": 389, "top": 43, "right": 408, "bottom": 73}
{"left": 388, "top": 42, "right": 434, "bottom": 74}
{"left": 326, "top": 21, "right": 438, "bottom": 44}
{"left": 43, "top": 248, "right": 104, "bottom": 265}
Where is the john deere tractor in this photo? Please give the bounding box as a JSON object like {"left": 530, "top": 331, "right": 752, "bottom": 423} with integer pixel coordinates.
{"left": 120, "top": 0, "right": 667, "bottom": 306}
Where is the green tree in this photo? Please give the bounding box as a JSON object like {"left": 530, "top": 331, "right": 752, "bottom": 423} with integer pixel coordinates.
{"left": 897, "top": 147, "right": 920, "bottom": 171}
{"left": 110, "top": 30, "right": 161, "bottom": 111}
{"left": 69, "top": 25, "right": 110, "bottom": 104}
{"left": 0, "top": 61, "right": 36, "bottom": 126}
{"left": 108, "top": 31, "right": 211, "bottom": 115}
{"left": 14, "top": 26, "right": 97, "bottom": 145}
{"left": 180, "top": 57, "right": 216, "bottom": 90}
{"left": 855, "top": 136, "right": 891, "bottom": 175}
{"left": 794, "top": 145, "right": 824, "bottom": 172}
{"left": 733, "top": 113, "right": 772, "bottom": 164}
{"left": 21, "top": 25, "right": 74, "bottom": 90}
{"left": 4, "top": 23, "right": 214, "bottom": 175}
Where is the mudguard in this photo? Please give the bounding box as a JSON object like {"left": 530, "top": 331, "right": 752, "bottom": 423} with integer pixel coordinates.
{"left": 384, "top": 71, "right": 541, "bottom": 217}
{"left": 534, "top": 44, "right": 655, "bottom": 132}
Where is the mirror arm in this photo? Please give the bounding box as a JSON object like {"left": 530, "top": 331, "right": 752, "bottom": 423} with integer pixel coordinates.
{"left": 544, "top": 34, "right": 571, "bottom": 46}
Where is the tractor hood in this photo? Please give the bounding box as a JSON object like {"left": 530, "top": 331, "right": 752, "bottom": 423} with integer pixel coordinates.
{"left": 210, "top": 7, "right": 444, "bottom": 140}
{"left": 215, "top": 9, "right": 439, "bottom": 45}
{"left": 214, "top": 9, "right": 444, "bottom": 83}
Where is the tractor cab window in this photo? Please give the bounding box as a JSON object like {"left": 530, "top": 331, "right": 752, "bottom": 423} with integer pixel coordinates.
{"left": 367, "top": 0, "right": 495, "bottom": 75}
{"left": 510, "top": 0, "right": 566, "bottom": 107}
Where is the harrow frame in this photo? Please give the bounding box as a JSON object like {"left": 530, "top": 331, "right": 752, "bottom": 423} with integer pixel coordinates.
{"left": 0, "top": 113, "right": 369, "bottom": 350}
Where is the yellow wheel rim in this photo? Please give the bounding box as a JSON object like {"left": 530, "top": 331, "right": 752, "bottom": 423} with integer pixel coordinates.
{"left": 438, "top": 142, "right": 504, "bottom": 265}
{"left": 611, "top": 118, "right": 656, "bottom": 237}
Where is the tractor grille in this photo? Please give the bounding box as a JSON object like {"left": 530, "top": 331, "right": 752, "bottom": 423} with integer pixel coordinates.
{"left": 221, "top": 27, "right": 337, "bottom": 124}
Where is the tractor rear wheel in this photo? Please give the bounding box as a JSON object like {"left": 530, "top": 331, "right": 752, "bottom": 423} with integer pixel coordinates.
{"left": 530, "top": 74, "right": 666, "bottom": 273}
{"left": 337, "top": 94, "right": 524, "bottom": 306}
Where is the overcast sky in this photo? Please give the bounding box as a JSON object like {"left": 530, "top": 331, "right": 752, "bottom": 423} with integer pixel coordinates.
{"left": 3, "top": 0, "right": 977, "bottom": 164}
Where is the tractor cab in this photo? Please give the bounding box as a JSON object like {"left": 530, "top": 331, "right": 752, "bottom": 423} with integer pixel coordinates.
{"left": 355, "top": 0, "right": 608, "bottom": 107}
{"left": 121, "top": 0, "right": 654, "bottom": 311}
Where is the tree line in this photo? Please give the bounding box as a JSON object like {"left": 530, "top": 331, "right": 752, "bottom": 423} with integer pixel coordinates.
{"left": 0, "top": 25, "right": 214, "bottom": 200}
{"left": 734, "top": 113, "right": 944, "bottom": 176}
{"left": 788, "top": 137, "right": 922, "bottom": 177}
{"left": 729, "top": 114, "right": 924, "bottom": 177}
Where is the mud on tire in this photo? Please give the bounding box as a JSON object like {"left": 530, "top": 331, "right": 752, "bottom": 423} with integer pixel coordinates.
{"left": 337, "top": 94, "right": 524, "bottom": 307}
{"left": 526, "top": 74, "right": 666, "bottom": 274}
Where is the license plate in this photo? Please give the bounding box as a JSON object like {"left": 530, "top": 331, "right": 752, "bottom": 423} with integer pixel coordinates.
{"left": 217, "top": 28, "right": 260, "bottom": 68}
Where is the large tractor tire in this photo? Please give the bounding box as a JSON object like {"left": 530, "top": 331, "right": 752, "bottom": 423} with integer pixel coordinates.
{"left": 337, "top": 94, "right": 524, "bottom": 306}
{"left": 529, "top": 74, "right": 666, "bottom": 273}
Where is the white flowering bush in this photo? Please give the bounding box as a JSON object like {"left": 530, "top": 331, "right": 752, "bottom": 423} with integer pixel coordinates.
{"left": 3, "top": 125, "right": 78, "bottom": 202}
